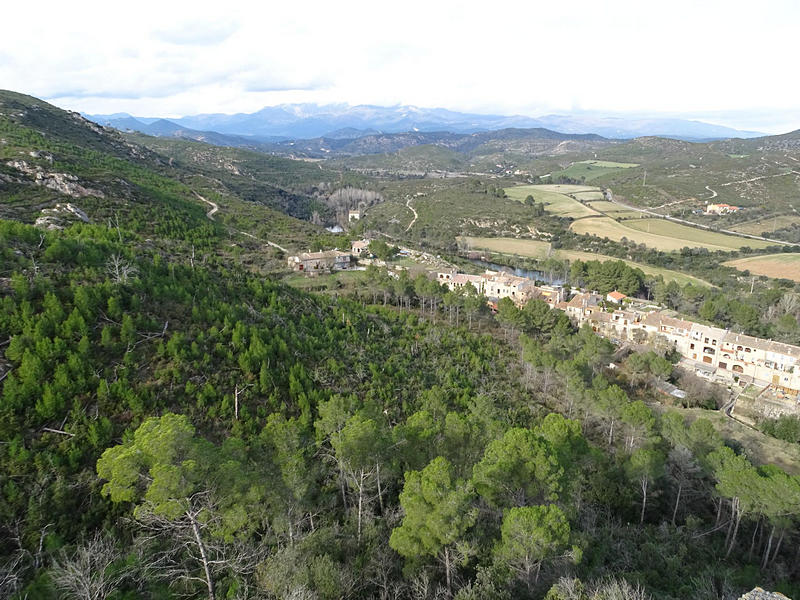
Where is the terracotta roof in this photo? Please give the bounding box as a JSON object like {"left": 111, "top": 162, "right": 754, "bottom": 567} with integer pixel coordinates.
{"left": 608, "top": 291, "right": 627, "bottom": 301}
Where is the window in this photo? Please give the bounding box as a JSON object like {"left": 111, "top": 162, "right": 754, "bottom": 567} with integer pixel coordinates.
{"left": 690, "top": 343, "right": 695, "bottom": 349}
{"left": 704, "top": 347, "right": 715, "bottom": 355}
{"left": 719, "top": 362, "right": 728, "bottom": 370}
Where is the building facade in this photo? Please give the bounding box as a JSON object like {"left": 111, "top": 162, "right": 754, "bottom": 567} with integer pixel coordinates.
{"left": 288, "top": 250, "right": 351, "bottom": 273}
{"left": 436, "top": 270, "right": 565, "bottom": 307}
{"left": 559, "top": 292, "right": 800, "bottom": 394}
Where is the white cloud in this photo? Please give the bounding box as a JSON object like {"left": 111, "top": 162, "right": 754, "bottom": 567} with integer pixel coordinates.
{"left": 2, "top": 0, "right": 798, "bottom": 131}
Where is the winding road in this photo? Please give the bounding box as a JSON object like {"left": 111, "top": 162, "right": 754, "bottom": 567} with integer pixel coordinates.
{"left": 194, "top": 191, "right": 219, "bottom": 220}
{"left": 405, "top": 197, "right": 418, "bottom": 232}
{"left": 193, "top": 190, "right": 288, "bottom": 253}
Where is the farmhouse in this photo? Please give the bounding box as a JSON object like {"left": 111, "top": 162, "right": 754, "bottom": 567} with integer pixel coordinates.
{"left": 351, "top": 239, "right": 370, "bottom": 256}
{"left": 705, "top": 203, "right": 740, "bottom": 215}
{"left": 288, "top": 250, "right": 351, "bottom": 273}
{"left": 607, "top": 290, "right": 627, "bottom": 304}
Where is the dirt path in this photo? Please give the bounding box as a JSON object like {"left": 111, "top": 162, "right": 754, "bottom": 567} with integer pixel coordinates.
{"left": 193, "top": 191, "right": 219, "bottom": 220}
{"left": 405, "top": 197, "right": 418, "bottom": 232}
{"left": 193, "top": 190, "right": 288, "bottom": 253}
{"left": 705, "top": 185, "right": 718, "bottom": 199}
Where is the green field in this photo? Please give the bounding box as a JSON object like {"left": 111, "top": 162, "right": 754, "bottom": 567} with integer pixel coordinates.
{"left": 571, "top": 217, "right": 774, "bottom": 252}
{"left": 573, "top": 191, "right": 606, "bottom": 201}
{"left": 547, "top": 159, "right": 639, "bottom": 182}
{"left": 460, "top": 236, "right": 713, "bottom": 287}
{"left": 505, "top": 184, "right": 601, "bottom": 218}
{"left": 731, "top": 215, "right": 800, "bottom": 236}
{"left": 723, "top": 253, "right": 800, "bottom": 282}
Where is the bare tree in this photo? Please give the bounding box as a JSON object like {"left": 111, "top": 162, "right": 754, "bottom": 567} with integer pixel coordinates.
{"left": 106, "top": 254, "right": 138, "bottom": 284}
{"left": 0, "top": 552, "right": 26, "bottom": 599}
{"left": 135, "top": 497, "right": 265, "bottom": 600}
{"left": 50, "top": 533, "right": 131, "bottom": 600}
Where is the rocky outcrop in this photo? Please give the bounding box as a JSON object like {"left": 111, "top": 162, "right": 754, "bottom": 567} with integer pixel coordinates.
{"left": 5, "top": 160, "right": 104, "bottom": 198}
{"left": 739, "top": 588, "right": 792, "bottom": 600}
{"left": 34, "top": 203, "right": 90, "bottom": 230}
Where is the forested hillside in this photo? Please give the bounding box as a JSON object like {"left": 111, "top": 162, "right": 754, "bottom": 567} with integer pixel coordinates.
{"left": 2, "top": 93, "right": 800, "bottom": 600}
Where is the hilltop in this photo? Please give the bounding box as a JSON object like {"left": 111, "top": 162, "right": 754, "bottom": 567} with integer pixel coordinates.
{"left": 0, "top": 89, "right": 357, "bottom": 252}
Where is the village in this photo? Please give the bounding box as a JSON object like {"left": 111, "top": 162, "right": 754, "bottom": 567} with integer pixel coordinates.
{"left": 288, "top": 239, "right": 800, "bottom": 422}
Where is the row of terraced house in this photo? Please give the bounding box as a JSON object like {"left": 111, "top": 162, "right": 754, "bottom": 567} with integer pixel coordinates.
{"left": 558, "top": 292, "right": 800, "bottom": 396}
{"left": 435, "top": 269, "right": 566, "bottom": 308}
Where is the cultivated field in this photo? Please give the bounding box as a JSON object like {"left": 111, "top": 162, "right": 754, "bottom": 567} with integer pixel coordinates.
{"left": 504, "top": 184, "right": 600, "bottom": 219}
{"left": 460, "top": 236, "right": 713, "bottom": 287}
{"left": 624, "top": 219, "right": 775, "bottom": 250}
{"left": 571, "top": 217, "right": 774, "bottom": 252}
{"left": 573, "top": 191, "right": 606, "bottom": 201}
{"left": 587, "top": 201, "right": 646, "bottom": 219}
{"left": 731, "top": 215, "right": 800, "bottom": 236}
{"left": 547, "top": 160, "right": 639, "bottom": 182}
{"left": 723, "top": 253, "right": 800, "bottom": 282}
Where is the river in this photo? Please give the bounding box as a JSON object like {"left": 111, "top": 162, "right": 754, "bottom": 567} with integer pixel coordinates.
{"left": 468, "top": 259, "right": 566, "bottom": 285}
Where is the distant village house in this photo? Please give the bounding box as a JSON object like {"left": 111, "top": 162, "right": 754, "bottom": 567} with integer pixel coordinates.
{"left": 288, "top": 250, "right": 351, "bottom": 273}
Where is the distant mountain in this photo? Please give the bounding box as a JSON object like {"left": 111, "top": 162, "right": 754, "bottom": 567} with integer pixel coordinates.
{"left": 251, "top": 127, "right": 612, "bottom": 160}
{"left": 90, "top": 114, "right": 286, "bottom": 148}
{"left": 534, "top": 114, "right": 764, "bottom": 142}
{"left": 89, "top": 104, "right": 766, "bottom": 142}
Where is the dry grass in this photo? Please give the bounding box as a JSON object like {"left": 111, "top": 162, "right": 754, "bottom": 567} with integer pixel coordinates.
{"left": 624, "top": 219, "right": 774, "bottom": 250}
{"left": 723, "top": 253, "right": 800, "bottom": 282}
{"left": 571, "top": 217, "right": 772, "bottom": 252}
{"left": 668, "top": 406, "right": 800, "bottom": 475}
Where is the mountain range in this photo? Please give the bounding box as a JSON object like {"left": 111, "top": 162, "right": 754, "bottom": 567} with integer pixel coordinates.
{"left": 89, "top": 103, "right": 765, "bottom": 144}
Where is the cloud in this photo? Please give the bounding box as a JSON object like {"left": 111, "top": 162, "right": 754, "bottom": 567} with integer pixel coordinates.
{"left": 2, "top": 0, "right": 799, "bottom": 132}
{"left": 152, "top": 20, "right": 237, "bottom": 46}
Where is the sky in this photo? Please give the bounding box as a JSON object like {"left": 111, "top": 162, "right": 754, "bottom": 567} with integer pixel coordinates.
{"left": 3, "top": 0, "right": 799, "bottom": 133}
